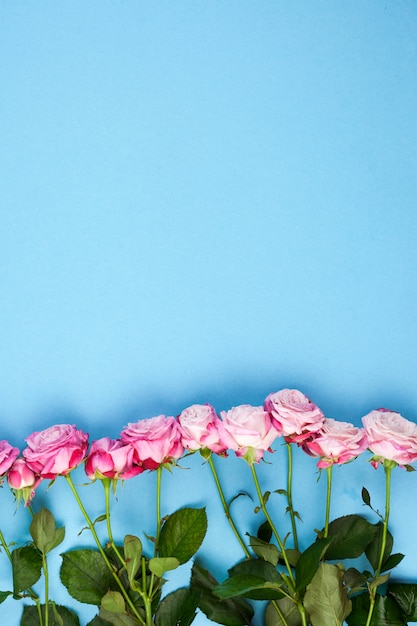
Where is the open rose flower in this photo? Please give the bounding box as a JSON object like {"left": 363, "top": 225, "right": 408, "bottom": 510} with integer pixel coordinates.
{"left": 220, "top": 404, "right": 280, "bottom": 464}
{"left": 85, "top": 437, "right": 142, "bottom": 480}
{"left": 264, "top": 388, "right": 325, "bottom": 444}
{"left": 120, "top": 414, "right": 184, "bottom": 470}
{"left": 362, "top": 408, "right": 417, "bottom": 468}
{"left": 177, "top": 403, "right": 228, "bottom": 455}
{"left": 0, "top": 440, "right": 19, "bottom": 479}
{"left": 303, "top": 418, "right": 368, "bottom": 468}
{"left": 23, "top": 424, "right": 89, "bottom": 478}
{"left": 7, "top": 458, "right": 39, "bottom": 505}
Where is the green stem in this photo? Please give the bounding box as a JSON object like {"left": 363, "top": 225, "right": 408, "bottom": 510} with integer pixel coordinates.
{"left": 324, "top": 465, "right": 333, "bottom": 538}
{"left": 65, "top": 474, "right": 146, "bottom": 626}
{"left": 42, "top": 552, "right": 49, "bottom": 626}
{"left": 250, "top": 464, "right": 308, "bottom": 626}
{"left": 154, "top": 466, "right": 163, "bottom": 556}
{"left": 365, "top": 464, "right": 393, "bottom": 626}
{"left": 286, "top": 443, "right": 299, "bottom": 551}
{"left": 250, "top": 464, "right": 294, "bottom": 584}
{"left": 208, "top": 455, "right": 251, "bottom": 558}
{"left": 103, "top": 479, "right": 126, "bottom": 567}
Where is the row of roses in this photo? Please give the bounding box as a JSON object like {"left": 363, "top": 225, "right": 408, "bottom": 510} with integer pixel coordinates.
{"left": 1, "top": 389, "right": 417, "bottom": 505}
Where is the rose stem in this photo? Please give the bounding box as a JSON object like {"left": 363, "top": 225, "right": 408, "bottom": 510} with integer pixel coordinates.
{"left": 102, "top": 478, "right": 126, "bottom": 567}
{"left": 250, "top": 463, "right": 308, "bottom": 626}
{"left": 286, "top": 443, "right": 299, "bottom": 550}
{"left": 207, "top": 454, "right": 251, "bottom": 558}
{"left": 365, "top": 462, "right": 393, "bottom": 626}
{"left": 65, "top": 474, "right": 146, "bottom": 626}
{"left": 324, "top": 465, "right": 333, "bottom": 538}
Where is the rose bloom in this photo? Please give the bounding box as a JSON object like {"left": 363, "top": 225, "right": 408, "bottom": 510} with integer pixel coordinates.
{"left": 264, "top": 388, "right": 325, "bottom": 444}
{"left": 7, "top": 458, "right": 39, "bottom": 506}
{"left": 177, "top": 403, "right": 228, "bottom": 454}
{"left": 85, "top": 437, "right": 142, "bottom": 480}
{"left": 362, "top": 408, "right": 417, "bottom": 467}
{"left": 23, "top": 424, "right": 89, "bottom": 478}
{"left": 120, "top": 414, "right": 184, "bottom": 470}
{"left": 219, "top": 404, "right": 280, "bottom": 464}
{"left": 0, "top": 440, "right": 19, "bottom": 478}
{"left": 303, "top": 418, "right": 368, "bottom": 469}
{"left": 7, "top": 458, "right": 36, "bottom": 490}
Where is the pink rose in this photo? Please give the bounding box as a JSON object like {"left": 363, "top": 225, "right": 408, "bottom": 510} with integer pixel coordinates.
{"left": 0, "top": 440, "right": 19, "bottom": 477}
{"left": 219, "top": 404, "right": 280, "bottom": 464}
{"left": 85, "top": 437, "right": 142, "bottom": 480}
{"left": 303, "top": 418, "right": 368, "bottom": 468}
{"left": 7, "top": 458, "right": 39, "bottom": 505}
{"left": 264, "top": 388, "right": 325, "bottom": 444}
{"left": 177, "top": 404, "right": 228, "bottom": 454}
{"left": 7, "top": 458, "right": 36, "bottom": 490}
{"left": 23, "top": 424, "right": 89, "bottom": 478}
{"left": 362, "top": 408, "right": 417, "bottom": 467}
{"left": 120, "top": 414, "right": 184, "bottom": 470}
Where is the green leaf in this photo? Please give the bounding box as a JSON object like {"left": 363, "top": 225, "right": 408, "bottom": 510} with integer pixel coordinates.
{"left": 228, "top": 558, "right": 285, "bottom": 599}
{"left": 101, "top": 590, "right": 126, "bottom": 614}
{"left": 249, "top": 535, "right": 279, "bottom": 566}
{"left": 304, "top": 563, "right": 352, "bottom": 626}
{"left": 60, "top": 549, "right": 113, "bottom": 605}
{"left": 98, "top": 608, "right": 138, "bottom": 626}
{"left": 295, "top": 537, "right": 332, "bottom": 591}
{"left": 190, "top": 562, "right": 254, "bottom": 626}
{"left": 347, "top": 592, "right": 407, "bottom": 625}
{"left": 20, "top": 604, "right": 80, "bottom": 626}
{"left": 365, "top": 523, "right": 393, "bottom": 572}
{"left": 265, "top": 598, "right": 303, "bottom": 626}
{"left": 155, "top": 587, "right": 199, "bottom": 626}
{"left": 381, "top": 552, "right": 404, "bottom": 573}
{"left": 30, "top": 507, "right": 64, "bottom": 555}
{"left": 388, "top": 583, "right": 417, "bottom": 621}
{"left": 214, "top": 574, "right": 284, "bottom": 601}
{"left": 257, "top": 520, "right": 273, "bottom": 543}
{"left": 0, "top": 590, "right": 12, "bottom": 604}
{"left": 325, "top": 515, "right": 377, "bottom": 560}
{"left": 123, "top": 535, "right": 142, "bottom": 585}
{"left": 362, "top": 487, "right": 371, "bottom": 507}
{"left": 343, "top": 567, "right": 368, "bottom": 593}
{"left": 159, "top": 507, "right": 207, "bottom": 564}
{"left": 86, "top": 618, "right": 111, "bottom": 626}
{"left": 149, "top": 557, "right": 179, "bottom": 578}
{"left": 11, "top": 545, "right": 42, "bottom": 593}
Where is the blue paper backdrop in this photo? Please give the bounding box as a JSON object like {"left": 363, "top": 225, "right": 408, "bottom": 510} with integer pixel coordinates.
{"left": 1, "top": 1, "right": 417, "bottom": 624}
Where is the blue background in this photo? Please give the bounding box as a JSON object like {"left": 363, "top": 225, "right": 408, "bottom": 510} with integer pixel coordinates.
{"left": 1, "top": 1, "right": 417, "bottom": 624}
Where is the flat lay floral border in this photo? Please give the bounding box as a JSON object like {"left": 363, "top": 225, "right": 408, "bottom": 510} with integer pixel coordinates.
{"left": 1, "top": 389, "right": 417, "bottom": 626}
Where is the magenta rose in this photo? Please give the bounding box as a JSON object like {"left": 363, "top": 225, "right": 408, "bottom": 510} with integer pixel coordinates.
{"left": 264, "top": 388, "right": 325, "bottom": 444}
{"left": 303, "top": 418, "right": 368, "bottom": 468}
{"left": 362, "top": 408, "right": 417, "bottom": 467}
{"left": 85, "top": 437, "right": 142, "bottom": 480}
{"left": 0, "top": 440, "right": 19, "bottom": 478}
{"left": 120, "top": 414, "right": 184, "bottom": 470}
{"left": 23, "top": 424, "right": 89, "bottom": 478}
{"left": 177, "top": 403, "right": 228, "bottom": 454}
{"left": 219, "top": 404, "right": 280, "bottom": 464}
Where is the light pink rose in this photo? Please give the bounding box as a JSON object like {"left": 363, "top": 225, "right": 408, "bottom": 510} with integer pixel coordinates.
{"left": 0, "top": 440, "right": 19, "bottom": 477}
{"left": 7, "top": 458, "right": 36, "bottom": 490}
{"left": 120, "top": 414, "right": 184, "bottom": 470}
{"left": 219, "top": 404, "right": 280, "bottom": 464}
{"left": 177, "top": 404, "right": 228, "bottom": 454}
{"left": 85, "top": 437, "right": 142, "bottom": 480}
{"left": 362, "top": 408, "right": 417, "bottom": 467}
{"left": 264, "top": 388, "right": 325, "bottom": 444}
{"left": 7, "top": 458, "right": 39, "bottom": 505}
{"left": 303, "top": 418, "right": 368, "bottom": 468}
{"left": 23, "top": 424, "right": 89, "bottom": 478}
